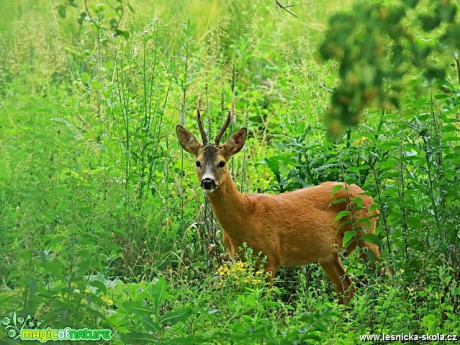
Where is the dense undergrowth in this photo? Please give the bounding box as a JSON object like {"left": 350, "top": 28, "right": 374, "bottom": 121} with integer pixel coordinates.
{"left": 0, "top": 0, "right": 458, "bottom": 344}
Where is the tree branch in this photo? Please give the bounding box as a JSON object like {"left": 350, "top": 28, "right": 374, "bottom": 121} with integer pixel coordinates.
{"left": 275, "top": 0, "right": 297, "bottom": 18}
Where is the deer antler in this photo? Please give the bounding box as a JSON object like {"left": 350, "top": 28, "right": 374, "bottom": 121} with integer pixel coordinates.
{"left": 215, "top": 94, "right": 234, "bottom": 144}
{"left": 196, "top": 95, "right": 208, "bottom": 145}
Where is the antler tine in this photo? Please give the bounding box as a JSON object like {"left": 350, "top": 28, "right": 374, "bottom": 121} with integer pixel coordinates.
{"left": 196, "top": 95, "right": 208, "bottom": 145}
{"left": 215, "top": 94, "right": 234, "bottom": 144}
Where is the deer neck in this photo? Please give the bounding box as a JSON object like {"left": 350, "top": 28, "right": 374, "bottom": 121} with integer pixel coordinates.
{"left": 206, "top": 172, "right": 247, "bottom": 236}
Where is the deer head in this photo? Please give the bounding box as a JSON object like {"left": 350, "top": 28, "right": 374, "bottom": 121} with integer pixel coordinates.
{"left": 176, "top": 97, "right": 247, "bottom": 193}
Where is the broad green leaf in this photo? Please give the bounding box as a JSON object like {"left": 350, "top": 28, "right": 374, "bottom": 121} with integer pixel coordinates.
{"left": 363, "top": 233, "right": 382, "bottom": 247}
{"left": 353, "top": 196, "right": 363, "bottom": 208}
{"left": 368, "top": 204, "right": 379, "bottom": 213}
{"left": 89, "top": 280, "right": 107, "bottom": 294}
{"left": 159, "top": 308, "right": 192, "bottom": 326}
{"left": 331, "top": 184, "right": 343, "bottom": 197}
{"left": 141, "top": 316, "right": 160, "bottom": 332}
{"left": 263, "top": 157, "right": 280, "bottom": 177}
{"left": 150, "top": 278, "right": 168, "bottom": 313}
{"left": 331, "top": 197, "right": 346, "bottom": 205}
{"left": 123, "top": 301, "right": 154, "bottom": 316}
{"left": 335, "top": 210, "right": 349, "bottom": 221}
{"left": 337, "top": 219, "right": 352, "bottom": 230}
{"left": 343, "top": 231, "right": 356, "bottom": 248}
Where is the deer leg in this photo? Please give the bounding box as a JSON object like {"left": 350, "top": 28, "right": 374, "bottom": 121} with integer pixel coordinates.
{"left": 263, "top": 263, "right": 278, "bottom": 285}
{"left": 319, "top": 254, "right": 353, "bottom": 304}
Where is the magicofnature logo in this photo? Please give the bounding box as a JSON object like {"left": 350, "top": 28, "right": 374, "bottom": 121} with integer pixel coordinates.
{"left": 2, "top": 312, "right": 112, "bottom": 343}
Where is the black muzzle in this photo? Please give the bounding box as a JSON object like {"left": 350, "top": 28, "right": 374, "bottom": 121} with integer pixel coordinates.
{"left": 201, "top": 178, "right": 216, "bottom": 190}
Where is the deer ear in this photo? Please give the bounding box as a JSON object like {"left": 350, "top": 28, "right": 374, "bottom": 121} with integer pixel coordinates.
{"left": 224, "top": 128, "right": 247, "bottom": 156}
{"left": 176, "top": 125, "right": 201, "bottom": 155}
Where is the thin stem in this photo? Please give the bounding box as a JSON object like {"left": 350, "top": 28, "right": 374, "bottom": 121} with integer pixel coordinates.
{"left": 398, "top": 138, "right": 408, "bottom": 259}
{"left": 454, "top": 52, "right": 460, "bottom": 86}
{"left": 275, "top": 0, "right": 297, "bottom": 18}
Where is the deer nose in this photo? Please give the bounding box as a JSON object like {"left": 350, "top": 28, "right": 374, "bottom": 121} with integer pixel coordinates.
{"left": 201, "top": 178, "right": 216, "bottom": 190}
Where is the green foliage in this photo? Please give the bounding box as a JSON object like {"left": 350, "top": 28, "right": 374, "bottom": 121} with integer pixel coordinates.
{"left": 0, "top": 0, "right": 459, "bottom": 344}
{"left": 320, "top": 0, "right": 460, "bottom": 134}
{"left": 55, "top": 0, "right": 133, "bottom": 38}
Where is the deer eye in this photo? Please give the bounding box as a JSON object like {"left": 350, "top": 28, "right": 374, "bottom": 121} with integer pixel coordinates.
{"left": 195, "top": 161, "right": 201, "bottom": 168}
{"left": 218, "top": 161, "right": 226, "bottom": 168}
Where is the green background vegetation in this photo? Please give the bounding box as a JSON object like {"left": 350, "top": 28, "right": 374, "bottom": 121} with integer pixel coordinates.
{"left": 0, "top": 0, "right": 458, "bottom": 343}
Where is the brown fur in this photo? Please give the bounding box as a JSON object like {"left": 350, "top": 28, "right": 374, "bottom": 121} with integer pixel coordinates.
{"left": 177, "top": 125, "right": 380, "bottom": 304}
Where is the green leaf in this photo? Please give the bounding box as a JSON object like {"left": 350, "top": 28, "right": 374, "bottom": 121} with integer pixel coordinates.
{"left": 343, "top": 231, "right": 356, "bottom": 248}
{"left": 110, "top": 18, "right": 118, "bottom": 29}
{"left": 57, "top": 4, "right": 66, "bottom": 18}
{"left": 353, "top": 196, "right": 363, "bottom": 209}
{"left": 80, "top": 73, "right": 90, "bottom": 83}
{"left": 331, "top": 197, "right": 346, "bottom": 205}
{"left": 141, "top": 316, "right": 160, "bottom": 332}
{"left": 89, "top": 280, "right": 107, "bottom": 294}
{"left": 105, "top": 60, "right": 115, "bottom": 71}
{"left": 368, "top": 204, "right": 379, "bottom": 213}
{"left": 331, "top": 184, "right": 343, "bottom": 197}
{"left": 91, "top": 80, "right": 102, "bottom": 90}
{"left": 363, "top": 233, "right": 382, "bottom": 247}
{"left": 123, "top": 301, "right": 154, "bottom": 316}
{"left": 263, "top": 157, "right": 280, "bottom": 177}
{"left": 115, "top": 29, "right": 130, "bottom": 39}
{"left": 335, "top": 210, "right": 349, "bottom": 221}
{"left": 337, "top": 219, "right": 352, "bottom": 230}
{"left": 150, "top": 278, "right": 168, "bottom": 312}
{"left": 421, "top": 314, "right": 436, "bottom": 327}
{"left": 44, "top": 260, "right": 65, "bottom": 275}
{"left": 159, "top": 308, "right": 193, "bottom": 326}
{"left": 77, "top": 11, "right": 86, "bottom": 25}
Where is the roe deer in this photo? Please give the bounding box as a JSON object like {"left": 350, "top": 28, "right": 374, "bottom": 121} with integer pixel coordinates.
{"left": 176, "top": 98, "right": 381, "bottom": 304}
